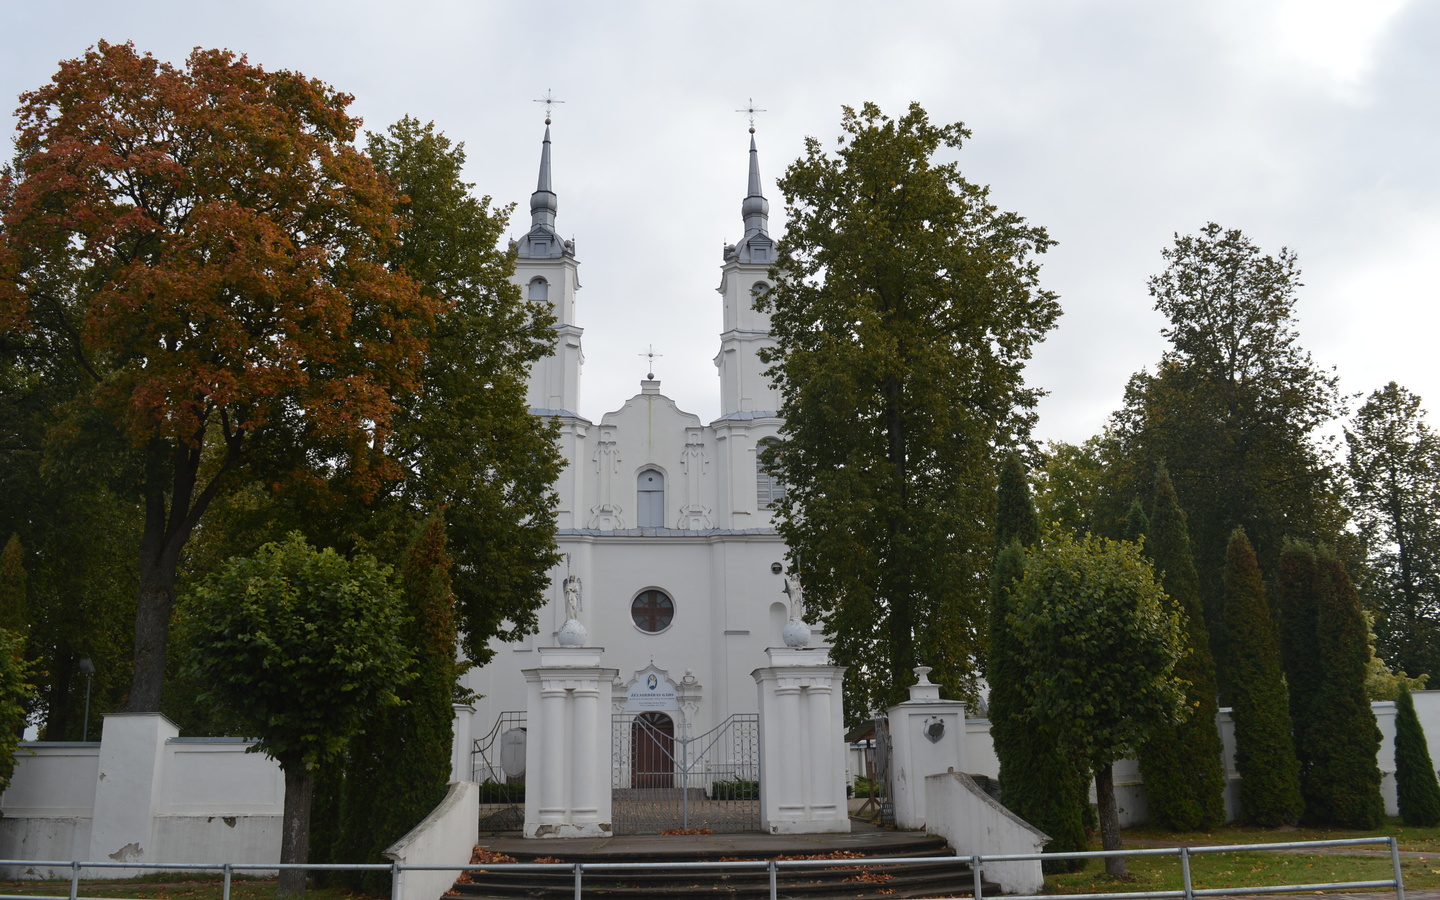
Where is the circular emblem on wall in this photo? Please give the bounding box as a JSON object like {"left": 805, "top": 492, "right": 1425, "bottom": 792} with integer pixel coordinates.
{"left": 922, "top": 716, "right": 945, "bottom": 744}
{"left": 647, "top": 673, "right": 658, "bottom": 690}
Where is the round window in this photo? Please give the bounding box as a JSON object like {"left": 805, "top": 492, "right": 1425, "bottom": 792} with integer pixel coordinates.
{"left": 631, "top": 590, "right": 674, "bottom": 633}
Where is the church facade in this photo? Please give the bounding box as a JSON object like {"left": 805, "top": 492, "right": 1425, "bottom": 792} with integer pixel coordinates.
{"left": 459, "top": 124, "right": 817, "bottom": 780}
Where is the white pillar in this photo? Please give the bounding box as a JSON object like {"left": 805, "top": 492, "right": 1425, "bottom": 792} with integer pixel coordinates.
{"left": 87, "top": 713, "right": 179, "bottom": 871}
{"left": 753, "top": 647, "right": 850, "bottom": 834}
{"left": 522, "top": 646, "right": 617, "bottom": 838}
{"left": 886, "top": 666, "right": 969, "bottom": 830}
{"left": 449, "top": 704, "right": 475, "bottom": 783}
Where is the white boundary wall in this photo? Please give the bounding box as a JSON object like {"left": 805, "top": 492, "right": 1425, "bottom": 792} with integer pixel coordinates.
{"left": 0, "top": 714, "right": 283, "bottom": 877}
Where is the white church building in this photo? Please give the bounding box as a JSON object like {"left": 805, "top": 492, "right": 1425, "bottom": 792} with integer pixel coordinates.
{"left": 458, "top": 121, "right": 818, "bottom": 791}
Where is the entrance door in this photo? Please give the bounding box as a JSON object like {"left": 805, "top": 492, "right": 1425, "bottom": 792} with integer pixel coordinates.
{"left": 631, "top": 712, "right": 675, "bottom": 788}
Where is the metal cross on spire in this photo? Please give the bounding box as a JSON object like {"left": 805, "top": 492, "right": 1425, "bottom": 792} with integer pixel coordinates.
{"left": 736, "top": 98, "right": 767, "bottom": 134}
{"left": 535, "top": 89, "right": 564, "bottom": 125}
{"left": 640, "top": 345, "right": 663, "bottom": 380}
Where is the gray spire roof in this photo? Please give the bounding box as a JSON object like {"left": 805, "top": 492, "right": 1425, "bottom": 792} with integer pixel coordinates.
{"left": 726, "top": 129, "right": 775, "bottom": 265}
{"left": 516, "top": 123, "right": 573, "bottom": 260}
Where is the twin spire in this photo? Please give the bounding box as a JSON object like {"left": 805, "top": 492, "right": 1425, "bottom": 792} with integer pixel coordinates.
{"left": 516, "top": 122, "right": 570, "bottom": 260}
{"left": 517, "top": 112, "right": 772, "bottom": 264}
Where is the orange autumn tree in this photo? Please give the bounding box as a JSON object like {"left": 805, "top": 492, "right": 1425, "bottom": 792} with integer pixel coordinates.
{"left": 0, "top": 42, "right": 437, "bottom": 712}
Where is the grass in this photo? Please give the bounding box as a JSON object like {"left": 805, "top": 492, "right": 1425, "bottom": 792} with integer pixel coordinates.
{"left": 0, "top": 873, "right": 376, "bottom": 900}
{"left": 1043, "top": 819, "right": 1440, "bottom": 895}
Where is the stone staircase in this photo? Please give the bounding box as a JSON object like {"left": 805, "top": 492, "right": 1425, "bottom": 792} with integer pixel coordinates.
{"left": 448, "top": 832, "right": 1001, "bottom": 899}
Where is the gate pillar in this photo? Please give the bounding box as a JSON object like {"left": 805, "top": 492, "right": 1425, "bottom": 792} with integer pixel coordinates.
{"left": 752, "top": 648, "right": 850, "bottom": 834}
{"left": 885, "top": 665, "right": 968, "bottom": 829}
{"left": 522, "top": 647, "right": 619, "bottom": 838}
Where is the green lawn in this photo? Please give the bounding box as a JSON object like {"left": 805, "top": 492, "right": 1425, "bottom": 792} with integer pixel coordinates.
{"left": 1043, "top": 819, "right": 1440, "bottom": 895}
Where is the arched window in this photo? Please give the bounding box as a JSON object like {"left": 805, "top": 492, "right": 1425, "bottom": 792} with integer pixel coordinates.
{"left": 756, "top": 440, "right": 786, "bottom": 509}
{"left": 528, "top": 277, "right": 549, "bottom": 302}
{"left": 637, "top": 468, "right": 665, "bottom": 528}
{"left": 631, "top": 590, "right": 675, "bottom": 633}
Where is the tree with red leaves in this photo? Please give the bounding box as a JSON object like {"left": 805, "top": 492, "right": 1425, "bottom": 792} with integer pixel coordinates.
{"left": 0, "top": 42, "right": 438, "bottom": 712}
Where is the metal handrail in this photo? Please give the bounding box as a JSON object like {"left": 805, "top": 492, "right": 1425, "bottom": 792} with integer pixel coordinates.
{"left": 0, "top": 835, "right": 1406, "bottom": 900}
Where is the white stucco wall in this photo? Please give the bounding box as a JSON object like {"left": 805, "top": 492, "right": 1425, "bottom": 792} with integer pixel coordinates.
{"left": 0, "top": 724, "right": 283, "bottom": 875}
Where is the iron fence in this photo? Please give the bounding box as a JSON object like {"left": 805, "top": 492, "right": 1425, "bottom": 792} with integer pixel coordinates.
{"left": 0, "top": 835, "right": 1406, "bottom": 900}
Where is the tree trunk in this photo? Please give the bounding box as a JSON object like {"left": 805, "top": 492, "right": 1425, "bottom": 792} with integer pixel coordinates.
{"left": 126, "top": 557, "right": 177, "bottom": 713}
{"left": 279, "top": 762, "right": 315, "bottom": 900}
{"left": 125, "top": 436, "right": 228, "bottom": 712}
{"left": 1095, "top": 762, "right": 1126, "bottom": 878}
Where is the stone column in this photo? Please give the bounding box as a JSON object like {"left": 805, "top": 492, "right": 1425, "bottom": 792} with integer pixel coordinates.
{"left": 522, "top": 647, "right": 618, "bottom": 838}
{"left": 752, "top": 647, "right": 849, "bottom": 834}
{"left": 886, "top": 666, "right": 969, "bottom": 830}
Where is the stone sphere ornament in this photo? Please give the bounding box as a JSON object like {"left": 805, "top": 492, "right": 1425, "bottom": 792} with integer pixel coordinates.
{"left": 782, "top": 618, "right": 812, "bottom": 648}
{"left": 556, "top": 618, "right": 588, "bottom": 647}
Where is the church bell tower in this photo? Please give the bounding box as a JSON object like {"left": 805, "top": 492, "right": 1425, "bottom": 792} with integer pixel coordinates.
{"left": 517, "top": 119, "right": 583, "bottom": 417}
{"left": 714, "top": 128, "right": 781, "bottom": 418}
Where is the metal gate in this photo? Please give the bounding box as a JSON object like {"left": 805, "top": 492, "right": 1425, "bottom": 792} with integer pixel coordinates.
{"left": 874, "top": 715, "right": 895, "bottom": 826}
{"left": 611, "top": 712, "right": 760, "bottom": 834}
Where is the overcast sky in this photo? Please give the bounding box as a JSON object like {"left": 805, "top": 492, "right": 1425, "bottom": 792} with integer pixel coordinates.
{"left": 3, "top": 0, "right": 1436, "bottom": 446}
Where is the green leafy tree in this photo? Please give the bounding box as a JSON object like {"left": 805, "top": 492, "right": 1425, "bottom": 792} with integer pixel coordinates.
{"left": 0, "top": 43, "right": 439, "bottom": 712}
{"left": 0, "top": 536, "right": 27, "bottom": 634}
{"left": 185, "top": 535, "right": 412, "bottom": 899}
{"left": 1305, "top": 551, "right": 1383, "bottom": 827}
{"left": 1032, "top": 438, "right": 1109, "bottom": 537}
{"left": 0, "top": 628, "right": 33, "bottom": 790}
{"left": 1010, "top": 529, "right": 1185, "bottom": 877}
{"left": 1222, "top": 528, "right": 1303, "bottom": 826}
{"left": 1394, "top": 684, "right": 1440, "bottom": 826}
{"left": 332, "top": 516, "right": 464, "bottom": 894}
{"left": 1104, "top": 225, "right": 1346, "bottom": 688}
{"left": 1, "top": 287, "right": 138, "bottom": 738}
{"left": 164, "top": 117, "right": 563, "bottom": 728}
{"left": 1137, "top": 464, "right": 1227, "bottom": 830}
{"left": 759, "top": 102, "right": 1060, "bottom": 715}
{"left": 359, "top": 117, "right": 562, "bottom": 664}
{"left": 1345, "top": 382, "right": 1440, "bottom": 679}
{"left": 987, "top": 455, "right": 1087, "bottom": 872}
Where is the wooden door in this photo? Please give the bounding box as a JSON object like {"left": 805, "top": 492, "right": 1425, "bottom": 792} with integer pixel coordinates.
{"left": 631, "top": 712, "right": 674, "bottom": 788}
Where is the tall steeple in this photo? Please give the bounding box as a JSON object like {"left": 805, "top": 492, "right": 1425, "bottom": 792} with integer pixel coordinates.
{"left": 515, "top": 108, "right": 583, "bottom": 425}
{"left": 725, "top": 126, "right": 775, "bottom": 266}
{"left": 741, "top": 132, "right": 769, "bottom": 240}
{"left": 715, "top": 124, "right": 780, "bottom": 420}
{"left": 516, "top": 119, "right": 573, "bottom": 260}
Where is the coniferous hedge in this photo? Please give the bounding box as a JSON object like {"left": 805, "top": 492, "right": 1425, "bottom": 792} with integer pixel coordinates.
{"left": 1395, "top": 684, "right": 1440, "bottom": 826}
{"left": 334, "top": 517, "right": 464, "bottom": 893}
{"left": 987, "top": 455, "right": 1087, "bottom": 872}
{"left": 1223, "top": 528, "right": 1303, "bottom": 826}
{"left": 1137, "top": 465, "right": 1226, "bottom": 830}
{"left": 1303, "top": 552, "right": 1384, "bottom": 828}
{"left": 1276, "top": 541, "right": 1325, "bottom": 815}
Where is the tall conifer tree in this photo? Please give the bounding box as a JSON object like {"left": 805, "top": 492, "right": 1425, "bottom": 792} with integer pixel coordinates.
{"left": 1137, "top": 465, "right": 1226, "bottom": 830}
{"left": 333, "top": 516, "right": 463, "bottom": 893}
{"left": 1395, "top": 684, "right": 1440, "bottom": 826}
{"left": 1304, "top": 551, "right": 1384, "bottom": 827}
{"left": 1276, "top": 541, "right": 1326, "bottom": 811}
{"left": 987, "top": 454, "right": 1086, "bottom": 871}
{"left": 1223, "top": 528, "right": 1303, "bottom": 825}
{"left": 1123, "top": 498, "right": 1150, "bottom": 546}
